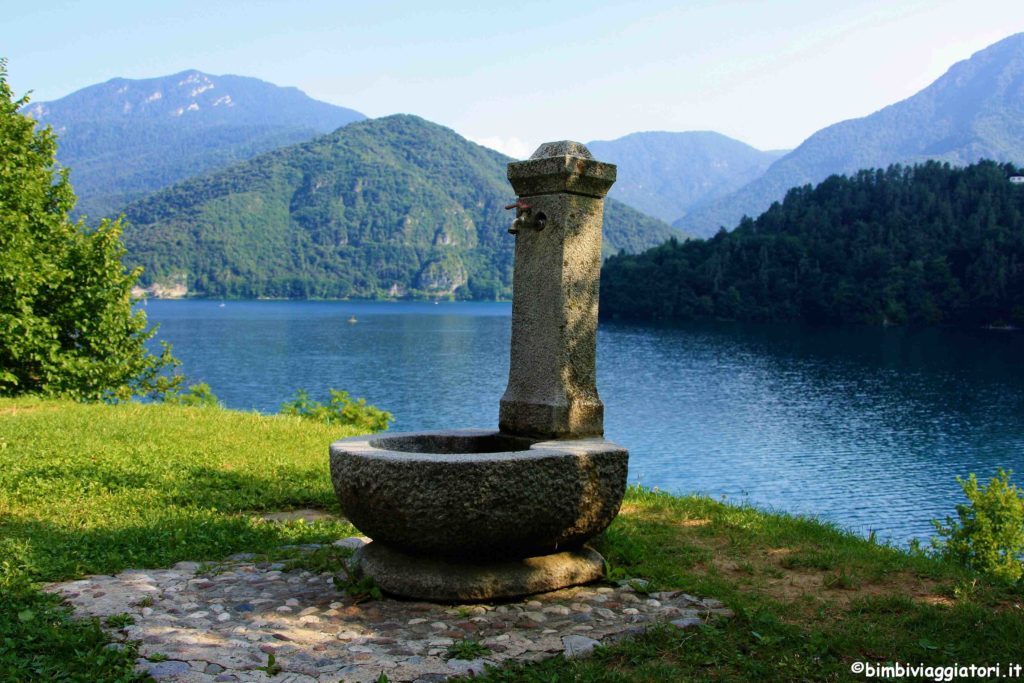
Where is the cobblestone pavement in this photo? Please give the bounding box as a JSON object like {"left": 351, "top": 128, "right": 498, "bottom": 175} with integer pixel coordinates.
{"left": 46, "top": 539, "right": 733, "bottom": 682}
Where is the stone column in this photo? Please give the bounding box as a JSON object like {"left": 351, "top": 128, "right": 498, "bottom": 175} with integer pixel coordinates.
{"left": 499, "top": 141, "right": 616, "bottom": 439}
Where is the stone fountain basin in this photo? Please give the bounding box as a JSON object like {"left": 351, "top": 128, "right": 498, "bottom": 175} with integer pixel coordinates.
{"left": 329, "top": 429, "right": 628, "bottom": 560}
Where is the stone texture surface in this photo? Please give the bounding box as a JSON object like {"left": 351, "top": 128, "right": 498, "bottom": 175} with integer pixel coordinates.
{"left": 330, "top": 430, "right": 628, "bottom": 560}
{"left": 45, "top": 540, "right": 733, "bottom": 682}
{"left": 506, "top": 142, "right": 616, "bottom": 199}
{"left": 530, "top": 141, "right": 594, "bottom": 160}
{"left": 500, "top": 141, "right": 617, "bottom": 439}
{"left": 353, "top": 543, "right": 605, "bottom": 602}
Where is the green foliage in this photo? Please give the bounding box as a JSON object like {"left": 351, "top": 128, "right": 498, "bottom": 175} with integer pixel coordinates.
{"left": 161, "top": 382, "right": 221, "bottom": 408}
{"left": 257, "top": 652, "right": 282, "bottom": 676}
{"left": 933, "top": 469, "right": 1024, "bottom": 583}
{"left": 121, "top": 115, "right": 678, "bottom": 300}
{"left": 603, "top": 161, "right": 1024, "bottom": 328}
{"left": 330, "top": 559, "right": 382, "bottom": 603}
{"left": 283, "top": 544, "right": 353, "bottom": 574}
{"left": 279, "top": 388, "right": 393, "bottom": 432}
{"left": 0, "top": 562, "right": 141, "bottom": 681}
{"left": 445, "top": 638, "right": 492, "bottom": 661}
{"left": 332, "top": 571, "right": 383, "bottom": 603}
{"left": 0, "top": 62, "right": 179, "bottom": 401}
{"left": 104, "top": 613, "right": 134, "bottom": 629}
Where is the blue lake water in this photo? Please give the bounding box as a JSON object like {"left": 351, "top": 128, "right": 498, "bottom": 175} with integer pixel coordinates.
{"left": 144, "top": 299, "right": 1024, "bottom": 547}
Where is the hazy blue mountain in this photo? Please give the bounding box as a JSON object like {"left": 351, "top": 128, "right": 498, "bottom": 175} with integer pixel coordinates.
{"left": 24, "top": 70, "right": 365, "bottom": 217}
{"left": 122, "top": 115, "right": 680, "bottom": 300}
{"left": 676, "top": 32, "right": 1024, "bottom": 237}
{"left": 587, "top": 131, "right": 785, "bottom": 222}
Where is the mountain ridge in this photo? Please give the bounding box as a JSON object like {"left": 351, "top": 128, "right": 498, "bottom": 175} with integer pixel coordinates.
{"left": 122, "top": 114, "right": 680, "bottom": 300}
{"left": 675, "top": 33, "right": 1024, "bottom": 237}
{"left": 586, "top": 130, "right": 785, "bottom": 223}
{"left": 25, "top": 70, "right": 365, "bottom": 217}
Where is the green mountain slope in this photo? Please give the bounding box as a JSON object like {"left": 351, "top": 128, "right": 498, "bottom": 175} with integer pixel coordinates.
{"left": 675, "top": 33, "right": 1024, "bottom": 237}
{"left": 122, "top": 115, "right": 680, "bottom": 299}
{"left": 587, "top": 131, "right": 785, "bottom": 223}
{"left": 603, "top": 160, "right": 1024, "bottom": 327}
{"left": 24, "top": 70, "right": 364, "bottom": 218}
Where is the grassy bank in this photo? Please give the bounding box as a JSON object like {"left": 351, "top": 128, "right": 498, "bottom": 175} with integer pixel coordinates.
{"left": 1, "top": 397, "right": 1021, "bottom": 681}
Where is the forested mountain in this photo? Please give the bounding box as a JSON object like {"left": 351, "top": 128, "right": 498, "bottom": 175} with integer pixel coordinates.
{"left": 602, "top": 161, "right": 1024, "bottom": 328}
{"left": 675, "top": 33, "right": 1024, "bottom": 237}
{"left": 587, "top": 131, "right": 785, "bottom": 222}
{"left": 24, "top": 70, "right": 364, "bottom": 218}
{"left": 122, "top": 115, "right": 680, "bottom": 300}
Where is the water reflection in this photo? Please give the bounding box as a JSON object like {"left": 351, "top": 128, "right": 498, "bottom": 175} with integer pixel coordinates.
{"left": 146, "top": 301, "right": 1024, "bottom": 547}
{"left": 600, "top": 322, "right": 1024, "bottom": 545}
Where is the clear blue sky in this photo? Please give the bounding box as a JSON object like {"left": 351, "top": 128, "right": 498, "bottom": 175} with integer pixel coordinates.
{"left": 4, "top": 0, "right": 1020, "bottom": 156}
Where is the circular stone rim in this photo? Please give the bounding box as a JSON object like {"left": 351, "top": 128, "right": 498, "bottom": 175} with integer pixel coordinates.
{"left": 330, "top": 428, "right": 624, "bottom": 462}
{"left": 330, "top": 428, "right": 629, "bottom": 560}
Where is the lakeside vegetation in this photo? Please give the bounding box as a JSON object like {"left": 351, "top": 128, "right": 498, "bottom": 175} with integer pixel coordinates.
{"left": 603, "top": 161, "right": 1024, "bottom": 328}
{"left": 4, "top": 57, "right": 1023, "bottom": 683}
{"left": 1, "top": 396, "right": 1021, "bottom": 681}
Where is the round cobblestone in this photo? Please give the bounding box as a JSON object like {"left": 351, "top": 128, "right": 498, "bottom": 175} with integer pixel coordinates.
{"left": 45, "top": 538, "right": 731, "bottom": 681}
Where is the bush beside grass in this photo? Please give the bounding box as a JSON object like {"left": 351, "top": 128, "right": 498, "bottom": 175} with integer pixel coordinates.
{"left": 933, "top": 469, "right": 1024, "bottom": 584}
{"left": 1, "top": 396, "right": 1022, "bottom": 681}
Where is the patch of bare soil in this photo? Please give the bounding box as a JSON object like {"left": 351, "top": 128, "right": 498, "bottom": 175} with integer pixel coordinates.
{"left": 711, "top": 552, "right": 947, "bottom": 609}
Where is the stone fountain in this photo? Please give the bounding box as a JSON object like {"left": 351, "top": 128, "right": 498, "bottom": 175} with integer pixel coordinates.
{"left": 330, "top": 141, "right": 629, "bottom": 601}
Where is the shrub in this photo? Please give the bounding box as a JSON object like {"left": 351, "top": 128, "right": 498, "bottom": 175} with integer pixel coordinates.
{"left": 0, "top": 61, "right": 179, "bottom": 401}
{"left": 932, "top": 469, "right": 1024, "bottom": 583}
{"left": 279, "top": 389, "right": 392, "bottom": 432}
{"left": 162, "top": 382, "right": 221, "bottom": 408}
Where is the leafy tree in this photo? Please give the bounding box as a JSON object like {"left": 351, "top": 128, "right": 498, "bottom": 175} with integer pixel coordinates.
{"left": 0, "top": 62, "right": 178, "bottom": 400}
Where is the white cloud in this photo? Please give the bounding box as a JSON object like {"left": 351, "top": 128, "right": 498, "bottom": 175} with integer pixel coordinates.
{"left": 467, "top": 135, "right": 533, "bottom": 160}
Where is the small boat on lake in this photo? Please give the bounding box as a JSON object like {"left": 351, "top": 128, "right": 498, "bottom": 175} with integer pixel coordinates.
{"left": 348, "top": 316, "right": 358, "bottom": 324}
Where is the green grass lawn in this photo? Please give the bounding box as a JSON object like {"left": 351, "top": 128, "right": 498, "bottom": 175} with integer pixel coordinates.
{"left": 1, "top": 396, "right": 1021, "bottom": 681}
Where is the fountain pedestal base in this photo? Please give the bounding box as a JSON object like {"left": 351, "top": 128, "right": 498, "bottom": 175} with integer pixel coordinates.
{"left": 352, "top": 542, "right": 606, "bottom": 602}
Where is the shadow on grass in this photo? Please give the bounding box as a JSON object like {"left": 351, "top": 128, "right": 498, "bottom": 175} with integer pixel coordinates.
{"left": 1, "top": 466, "right": 357, "bottom": 583}
{"left": 13, "top": 459, "right": 340, "bottom": 513}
